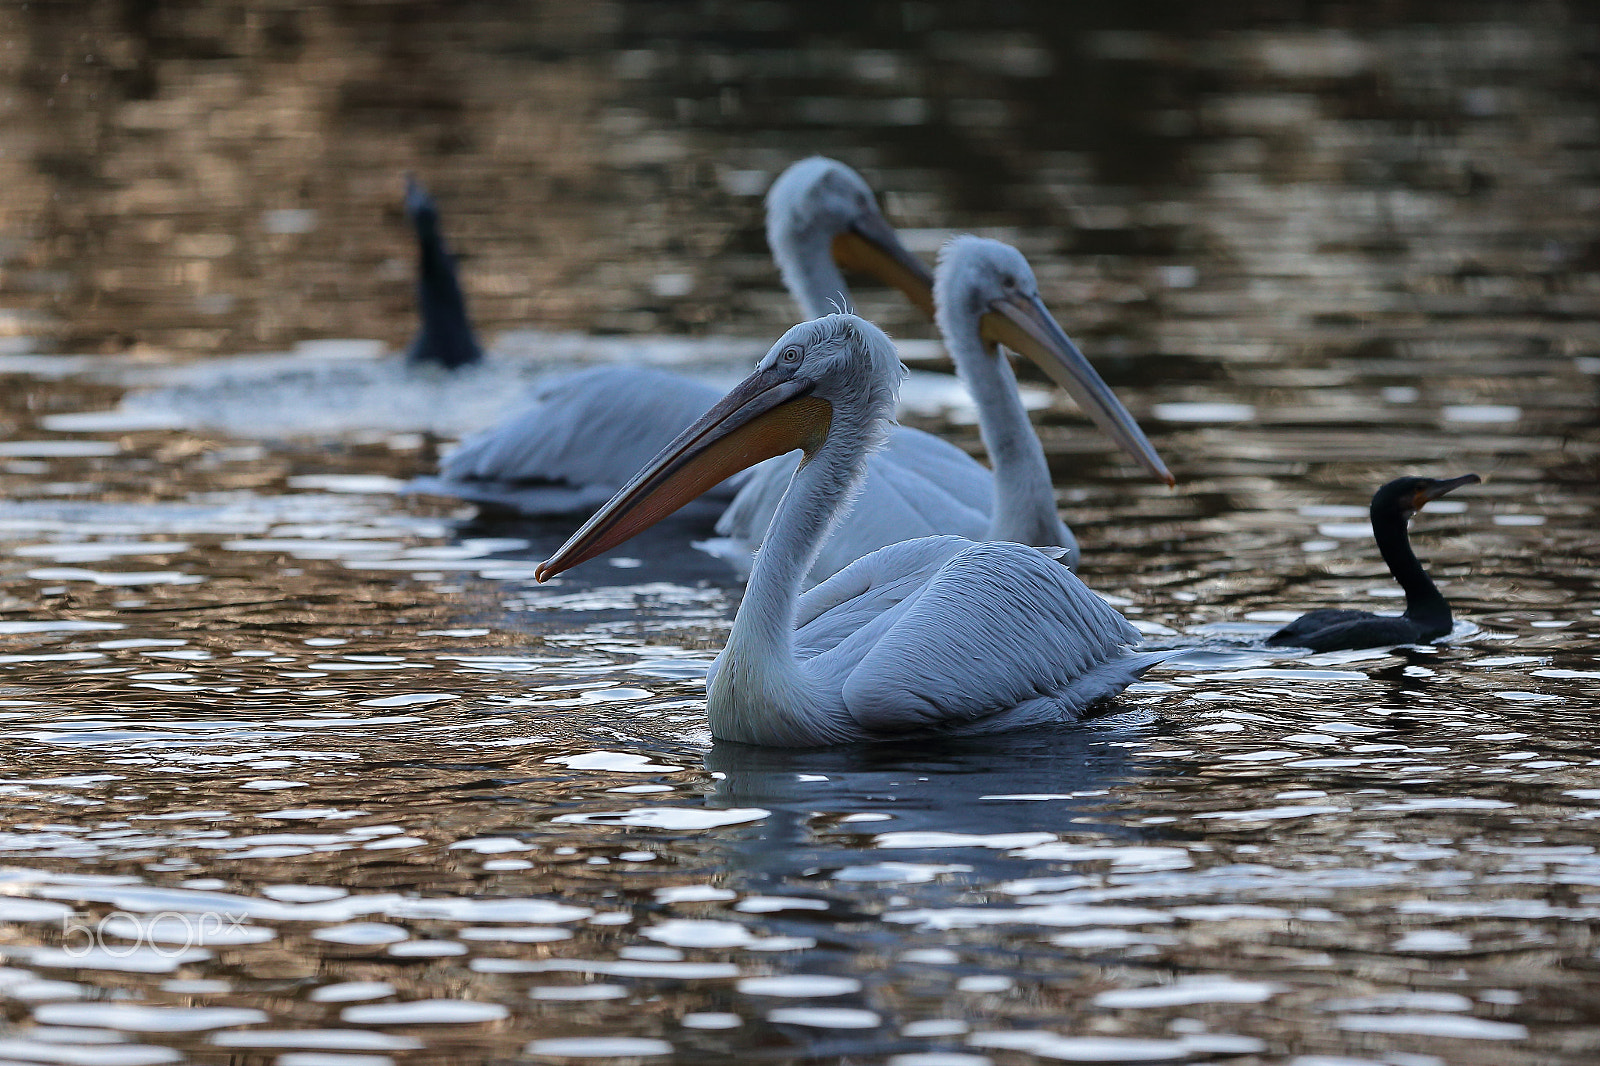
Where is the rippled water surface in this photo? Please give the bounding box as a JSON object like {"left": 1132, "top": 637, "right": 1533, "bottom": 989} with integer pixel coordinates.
{"left": 0, "top": 3, "right": 1598, "bottom": 1065}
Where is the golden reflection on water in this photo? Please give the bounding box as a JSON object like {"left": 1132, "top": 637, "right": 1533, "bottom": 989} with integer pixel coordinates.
{"left": 0, "top": 2, "right": 1596, "bottom": 1065}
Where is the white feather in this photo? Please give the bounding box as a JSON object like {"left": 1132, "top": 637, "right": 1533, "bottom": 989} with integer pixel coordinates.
{"left": 414, "top": 367, "right": 735, "bottom": 514}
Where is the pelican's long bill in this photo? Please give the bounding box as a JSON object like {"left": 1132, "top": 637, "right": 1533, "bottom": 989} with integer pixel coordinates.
{"left": 535, "top": 367, "right": 831, "bottom": 582}
{"left": 830, "top": 210, "right": 936, "bottom": 318}
{"left": 980, "top": 294, "right": 1175, "bottom": 486}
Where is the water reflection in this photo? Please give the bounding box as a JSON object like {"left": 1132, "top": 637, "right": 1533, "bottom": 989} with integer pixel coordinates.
{"left": 0, "top": 1, "right": 1596, "bottom": 1064}
{"left": 706, "top": 723, "right": 1154, "bottom": 883}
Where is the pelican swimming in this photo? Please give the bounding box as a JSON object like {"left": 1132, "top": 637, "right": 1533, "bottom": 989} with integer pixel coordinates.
{"left": 404, "top": 176, "right": 484, "bottom": 370}
{"left": 715, "top": 236, "right": 1172, "bottom": 583}
{"left": 1267, "top": 473, "right": 1480, "bottom": 652}
{"left": 536, "top": 315, "right": 1162, "bottom": 747}
{"left": 415, "top": 156, "right": 936, "bottom": 515}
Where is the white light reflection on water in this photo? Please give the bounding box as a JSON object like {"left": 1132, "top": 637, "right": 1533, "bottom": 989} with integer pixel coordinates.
{"left": 0, "top": 10, "right": 1593, "bottom": 1066}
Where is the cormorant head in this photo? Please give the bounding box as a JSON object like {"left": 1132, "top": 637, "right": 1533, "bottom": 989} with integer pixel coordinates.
{"left": 404, "top": 174, "right": 439, "bottom": 237}
{"left": 1373, "top": 473, "right": 1481, "bottom": 522}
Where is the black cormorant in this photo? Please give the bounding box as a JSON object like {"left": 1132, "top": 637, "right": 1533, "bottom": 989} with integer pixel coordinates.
{"left": 1267, "top": 473, "right": 1480, "bottom": 653}
{"left": 404, "top": 176, "right": 482, "bottom": 370}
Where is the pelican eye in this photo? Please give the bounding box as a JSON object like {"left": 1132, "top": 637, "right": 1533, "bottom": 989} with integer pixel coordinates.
{"left": 780, "top": 344, "right": 803, "bottom": 365}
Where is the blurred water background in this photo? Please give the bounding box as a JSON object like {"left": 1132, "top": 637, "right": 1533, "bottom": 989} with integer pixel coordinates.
{"left": 0, "top": 2, "right": 1597, "bottom": 1064}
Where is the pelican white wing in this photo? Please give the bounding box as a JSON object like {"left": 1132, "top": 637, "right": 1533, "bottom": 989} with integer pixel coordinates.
{"left": 801, "top": 540, "right": 1154, "bottom": 737}
{"left": 792, "top": 535, "right": 974, "bottom": 657}
{"left": 414, "top": 367, "right": 735, "bottom": 515}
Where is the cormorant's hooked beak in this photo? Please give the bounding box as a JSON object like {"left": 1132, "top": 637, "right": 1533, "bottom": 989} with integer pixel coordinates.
{"left": 830, "top": 209, "right": 936, "bottom": 319}
{"left": 980, "top": 293, "right": 1175, "bottom": 486}
{"left": 1415, "top": 472, "right": 1482, "bottom": 511}
{"left": 535, "top": 369, "right": 831, "bottom": 582}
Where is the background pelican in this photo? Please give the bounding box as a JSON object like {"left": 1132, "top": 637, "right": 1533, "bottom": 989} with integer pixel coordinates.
{"left": 714, "top": 237, "right": 1172, "bottom": 584}
{"left": 412, "top": 157, "right": 934, "bottom": 516}
{"left": 536, "top": 315, "right": 1163, "bottom": 748}
{"left": 1268, "top": 473, "right": 1480, "bottom": 652}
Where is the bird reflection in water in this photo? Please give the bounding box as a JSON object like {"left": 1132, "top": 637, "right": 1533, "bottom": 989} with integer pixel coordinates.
{"left": 701, "top": 715, "right": 1163, "bottom": 896}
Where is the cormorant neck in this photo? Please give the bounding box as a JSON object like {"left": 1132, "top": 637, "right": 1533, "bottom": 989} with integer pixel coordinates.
{"left": 408, "top": 219, "right": 482, "bottom": 369}
{"left": 1373, "top": 503, "right": 1450, "bottom": 635}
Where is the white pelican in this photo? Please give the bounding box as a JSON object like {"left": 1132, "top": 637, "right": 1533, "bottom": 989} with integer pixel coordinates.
{"left": 404, "top": 175, "right": 484, "bottom": 370}
{"left": 716, "top": 237, "right": 1172, "bottom": 583}
{"left": 536, "top": 315, "right": 1163, "bottom": 747}
{"left": 416, "top": 157, "right": 936, "bottom": 515}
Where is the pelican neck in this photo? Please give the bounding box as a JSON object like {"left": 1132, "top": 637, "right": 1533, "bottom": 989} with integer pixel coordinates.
{"left": 942, "top": 311, "right": 1073, "bottom": 554}
{"left": 709, "top": 402, "right": 877, "bottom": 746}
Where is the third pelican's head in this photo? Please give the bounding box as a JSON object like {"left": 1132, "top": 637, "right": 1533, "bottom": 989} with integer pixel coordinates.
{"left": 766, "top": 157, "right": 935, "bottom": 320}
{"left": 935, "top": 235, "right": 1173, "bottom": 486}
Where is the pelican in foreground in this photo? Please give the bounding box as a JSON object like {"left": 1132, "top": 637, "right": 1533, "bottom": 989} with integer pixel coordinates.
{"left": 404, "top": 176, "right": 483, "bottom": 370}
{"left": 716, "top": 237, "right": 1172, "bottom": 583}
{"left": 416, "top": 157, "right": 936, "bottom": 515}
{"left": 1267, "top": 473, "right": 1480, "bottom": 652}
{"left": 536, "top": 315, "right": 1162, "bottom": 747}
